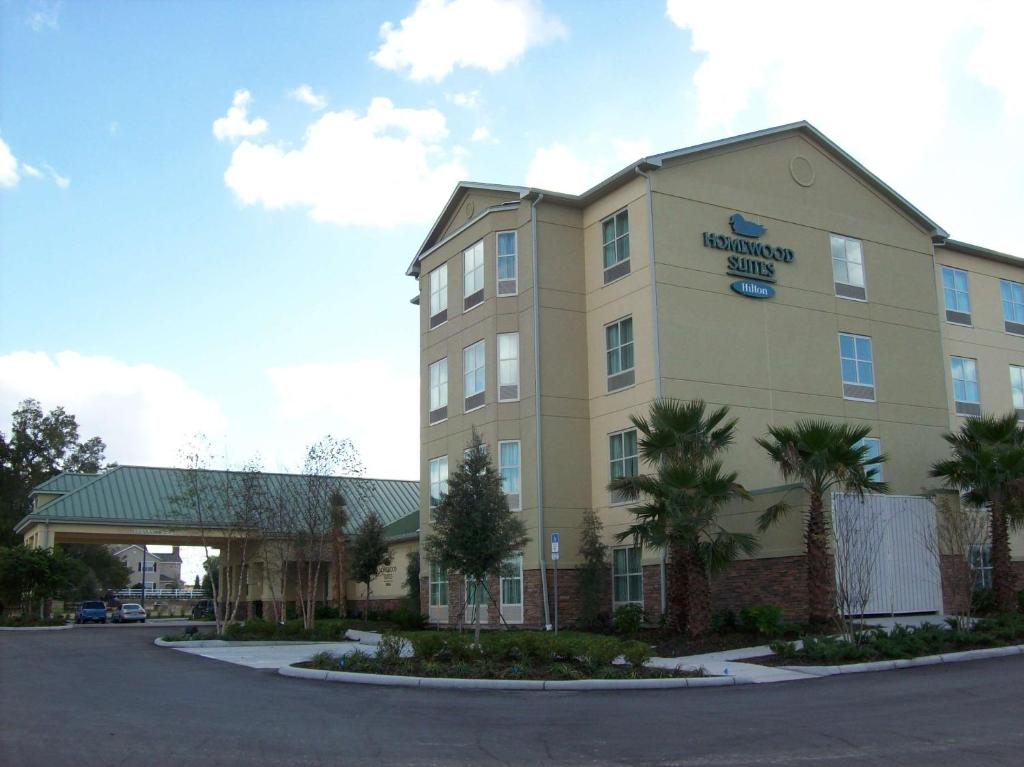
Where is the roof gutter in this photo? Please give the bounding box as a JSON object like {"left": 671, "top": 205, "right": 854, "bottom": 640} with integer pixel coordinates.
{"left": 528, "top": 191, "right": 552, "bottom": 630}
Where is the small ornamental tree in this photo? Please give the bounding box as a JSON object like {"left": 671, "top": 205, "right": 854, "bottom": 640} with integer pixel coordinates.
{"left": 425, "top": 432, "right": 529, "bottom": 643}
{"left": 349, "top": 512, "right": 390, "bottom": 625}
{"left": 404, "top": 550, "right": 421, "bottom": 613}
{"left": 576, "top": 508, "right": 608, "bottom": 629}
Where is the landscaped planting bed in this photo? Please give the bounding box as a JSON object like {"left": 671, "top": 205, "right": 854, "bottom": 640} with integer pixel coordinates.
{"left": 0, "top": 615, "right": 68, "bottom": 627}
{"left": 299, "top": 631, "right": 701, "bottom": 681}
{"left": 160, "top": 617, "right": 398, "bottom": 643}
{"left": 764, "top": 615, "right": 1024, "bottom": 665}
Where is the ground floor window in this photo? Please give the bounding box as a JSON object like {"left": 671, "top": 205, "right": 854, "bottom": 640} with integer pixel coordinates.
{"left": 500, "top": 554, "right": 523, "bottom": 607}
{"left": 429, "top": 562, "right": 447, "bottom": 606}
{"left": 612, "top": 546, "right": 643, "bottom": 606}
{"left": 969, "top": 544, "right": 992, "bottom": 590}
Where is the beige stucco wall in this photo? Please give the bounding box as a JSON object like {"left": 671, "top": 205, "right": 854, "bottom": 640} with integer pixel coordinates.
{"left": 346, "top": 538, "right": 418, "bottom": 602}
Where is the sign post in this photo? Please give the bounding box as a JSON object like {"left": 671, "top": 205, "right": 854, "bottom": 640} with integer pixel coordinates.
{"left": 550, "top": 532, "right": 560, "bottom": 634}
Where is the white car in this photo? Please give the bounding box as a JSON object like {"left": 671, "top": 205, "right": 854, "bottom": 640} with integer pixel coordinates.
{"left": 112, "top": 603, "right": 147, "bottom": 623}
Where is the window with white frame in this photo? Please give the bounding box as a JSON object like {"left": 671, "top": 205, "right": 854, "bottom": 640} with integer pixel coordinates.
{"left": 428, "top": 456, "right": 448, "bottom": 517}
{"left": 500, "top": 553, "right": 523, "bottom": 608}
{"left": 496, "top": 231, "right": 517, "bottom": 295}
{"left": 609, "top": 429, "right": 638, "bottom": 504}
{"left": 602, "top": 209, "right": 630, "bottom": 283}
{"left": 969, "top": 544, "right": 992, "bottom": 590}
{"left": 428, "top": 264, "right": 447, "bottom": 328}
{"left": 831, "top": 234, "right": 866, "bottom": 300}
{"left": 498, "top": 440, "right": 521, "bottom": 511}
{"left": 1001, "top": 280, "right": 1024, "bottom": 334}
{"left": 606, "top": 316, "right": 635, "bottom": 391}
{"left": 951, "top": 356, "right": 981, "bottom": 416}
{"left": 497, "top": 332, "right": 519, "bottom": 401}
{"left": 838, "top": 333, "right": 875, "bottom": 400}
{"left": 855, "top": 437, "right": 883, "bottom": 482}
{"left": 429, "top": 562, "right": 448, "bottom": 606}
{"left": 463, "top": 340, "right": 486, "bottom": 411}
{"left": 428, "top": 358, "right": 448, "bottom": 424}
{"left": 612, "top": 546, "right": 643, "bottom": 606}
{"left": 941, "top": 267, "right": 971, "bottom": 324}
{"left": 464, "top": 241, "right": 485, "bottom": 310}
{"left": 1010, "top": 365, "right": 1024, "bottom": 419}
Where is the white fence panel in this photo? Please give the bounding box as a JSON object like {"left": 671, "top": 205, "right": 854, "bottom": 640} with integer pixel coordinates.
{"left": 832, "top": 494, "right": 942, "bottom": 616}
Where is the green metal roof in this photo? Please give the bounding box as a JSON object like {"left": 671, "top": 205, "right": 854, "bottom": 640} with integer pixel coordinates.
{"left": 383, "top": 510, "right": 420, "bottom": 540}
{"left": 32, "top": 472, "right": 103, "bottom": 495}
{"left": 17, "top": 465, "right": 420, "bottom": 540}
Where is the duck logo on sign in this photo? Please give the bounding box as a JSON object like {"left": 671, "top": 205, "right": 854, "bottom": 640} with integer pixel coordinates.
{"left": 729, "top": 213, "right": 766, "bottom": 238}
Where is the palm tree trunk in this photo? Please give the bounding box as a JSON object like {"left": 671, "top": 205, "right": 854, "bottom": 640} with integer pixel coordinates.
{"left": 665, "top": 541, "right": 689, "bottom": 634}
{"left": 990, "top": 501, "right": 1017, "bottom": 614}
{"left": 806, "top": 491, "right": 835, "bottom": 627}
{"left": 682, "top": 546, "right": 712, "bottom": 639}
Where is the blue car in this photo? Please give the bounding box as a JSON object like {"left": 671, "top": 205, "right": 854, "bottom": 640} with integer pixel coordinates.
{"left": 76, "top": 600, "right": 107, "bottom": 624}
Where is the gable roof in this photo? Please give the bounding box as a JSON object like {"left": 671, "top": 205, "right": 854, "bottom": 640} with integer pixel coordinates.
{"left": 936, "top": 239, "right": 1021, "bottom": 267}
{"left": 32, "top": 472, "right": 103, "bottom": 495}
{"left": 17, "top": 465, "right": 419, "bottom": 540}
{"left": 407, "top": 121, "right": 949, "bottom": 277}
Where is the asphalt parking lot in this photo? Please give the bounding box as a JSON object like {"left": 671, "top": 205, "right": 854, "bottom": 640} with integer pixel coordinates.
{"left": 2, "top": 624, "right": 1023, "bottom": 766}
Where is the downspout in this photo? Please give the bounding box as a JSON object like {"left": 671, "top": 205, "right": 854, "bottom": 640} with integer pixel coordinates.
{"left": 635, "top": 164, "right": 668, "bottom": 616}
{"left": 530, "top": 192, "right": 552, "bottom": 630}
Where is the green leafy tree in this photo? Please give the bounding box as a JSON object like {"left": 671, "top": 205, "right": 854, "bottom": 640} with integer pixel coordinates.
{"left": 425, "top": 432, "right": 529, "bottom": 643}
{"left": 576, "top": 508, "right": 608, "bottom": 629}
{"left": 349, "top": 512, "right": 391, "bottom": 626}
{"left": 0, "top": 545, "right": 80, "bottom": 618}
{"left": 757, "top": 420, "right": 888, "bottom": 626}
{"left": 931, "top": 414, "right": 1024, "bottom": 614}
{"left": 0, "top": 399, "right": 108, "bottom": 544}
{"left": 611, "top": 400, "right": 757, "bottom": 638}
{"left": 404, "top": 549, "right": 421, "bottom": 613}
{"left": 60, "top": 544, "right": 131, "bottom": 596}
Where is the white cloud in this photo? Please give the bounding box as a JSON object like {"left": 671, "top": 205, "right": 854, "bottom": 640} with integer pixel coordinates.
{"left": 470, "top": 126, "right": 492, "bottom": 142}
{"left": 0, "top": 351, "right": 227, "bottom": 467}
{"left": 372, "top": 0, "right": 567, "bottom": 82}
{"left": 26, "top": 0, "right": 60, "bottom": 31}
{"left": 447, "top": 90, "right": 481, "bottom": 109}
{"left": 222, "top": 97, "right": 465, "bottom": 227}
{"left": 21, "top": 163, "right": 43, "bottom": 179}
{"left": 212, "top": 89, "right": 269, "bottom": 142}
{"left": 265, "top": 359, "right": 418, "bottom": 480}
{"left": 44, "top": 163, "right": 70, "bottom": 189}
{"left": 0, "top": 138, "right": 19, "bottom": 187}
{"left": 289, "top": 84, "right": 327, "bottom": 110}
{"left": 525, "top": 137, "right": 651, "bottom": 194}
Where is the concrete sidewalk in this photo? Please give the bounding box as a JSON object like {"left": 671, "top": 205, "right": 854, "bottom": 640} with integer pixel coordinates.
{"left": 173, "top": 641, "right": 366, "bottom": 669}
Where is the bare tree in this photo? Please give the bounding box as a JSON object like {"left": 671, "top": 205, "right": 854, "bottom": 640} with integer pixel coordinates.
{"left": 832, "top": 495, "right": 884, "bottom": 644}
{"left": 923, "top": 493, "right": 990, "bottom": 630}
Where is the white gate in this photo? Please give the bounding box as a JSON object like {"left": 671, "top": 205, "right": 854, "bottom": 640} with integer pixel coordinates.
{"left": 832, "top": 494, "right": 942, "bottom": 616}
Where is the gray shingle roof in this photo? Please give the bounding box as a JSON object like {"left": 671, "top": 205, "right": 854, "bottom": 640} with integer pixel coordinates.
{"left": 18, "top": 466, "right": 419, "bottom": 539}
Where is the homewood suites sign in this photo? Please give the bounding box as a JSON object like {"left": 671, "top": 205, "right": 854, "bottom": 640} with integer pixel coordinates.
{"left": 702, "top": 213, "right": 794, "bottom": 287}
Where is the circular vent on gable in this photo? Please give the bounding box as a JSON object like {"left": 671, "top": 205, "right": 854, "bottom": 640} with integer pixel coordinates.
{"left": 789, "top": 155, "right": 815, "bottom": 187}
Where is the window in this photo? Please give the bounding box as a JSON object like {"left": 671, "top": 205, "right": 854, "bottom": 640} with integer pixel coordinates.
{"left": 500, "top": 554, "right": 523, "bottom": 607}
{"left": 428, "top": 264, "right": 447, "bottom": 328}
{"left": 497, "top": 332, "right": 519, "bottom": 401}
{"left": 969, "top": 544, "right": 992, "bottom": 590}
{"left": 498, "top": 440, "right": 521, "bottom": 511}
{"left": 602, "top": 209, "right": 630, "bottom": 283}
{"left": 606, "top": 316, "right": 635, "bottom": 391}
{"left": 951, "top": 356, "right": 981, "bottom": 416}
{"left": 831, "top": 234, "right": 866, "bottom": 300}
{"left": 612, "top": 546, "right": 643, "bottom": 606}
{"left": 496, "top": 231, "right": 517, "bottom": 295}
{"left": 838, "top": 333, "right": 875, "bottom": 401}
{"left": 428, "top": 456, "right": 448, "bottom": 517}
{"left": 1011, "top": 366, "right": 1024, "bottom": 420}
{"left": 429, "top": 562, "right": 448, "bottom": 606}
{"left": 941, "top": 267, "right": 971, "bottom": 324}
{"left": 428, "top": 358, "right": 448, "bottom": 424}
{"left": 463, "top": 340, "right": 486, "bottom": 411}
{"left": 855, "top": 437, "right": 883, "bottom": 482}
{"left": 464, "top": 241, "right": 485, "bottom": 310}
{"left": 1001, "top": 280, "right": 1024, "bottom": 334}
{"left": 609, "top": 429, "right": 638, "bottom": 504}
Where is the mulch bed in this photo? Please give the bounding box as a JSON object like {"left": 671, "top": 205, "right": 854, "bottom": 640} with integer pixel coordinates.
{"left": 296, "top": 658, "right": 702, "bottom": 681}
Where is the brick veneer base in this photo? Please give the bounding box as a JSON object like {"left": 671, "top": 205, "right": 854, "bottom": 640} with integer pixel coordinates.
{"left": 709, "top": 555, "right": 808, "bottom": 622}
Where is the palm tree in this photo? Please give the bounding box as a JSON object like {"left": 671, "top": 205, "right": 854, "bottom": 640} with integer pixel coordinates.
{"left": 931, "top": 414, "right": 1024, "bottom": 614}
{"left": 610, "top": 399, "right": 757, "bottom": 638}
{"left": 756, "top": 420, "right": 888, "bottom": 627}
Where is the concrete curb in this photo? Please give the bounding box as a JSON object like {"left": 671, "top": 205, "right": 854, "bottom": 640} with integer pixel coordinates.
{"left": 0, "top": 623, "right": 73, "bottom": 632}
{"left": 782, "top": 643, "right": 1024, "bottom": 676}
{"left": 278, "top": 663, "right": 728, "bottom": 690}
{"left": 154, "top": 638, "right": 349, "bottom": 648}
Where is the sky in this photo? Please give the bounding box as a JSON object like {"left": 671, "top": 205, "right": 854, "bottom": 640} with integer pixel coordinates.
{"left": 1, "top": 1, "right": 1022, "bottom": 580}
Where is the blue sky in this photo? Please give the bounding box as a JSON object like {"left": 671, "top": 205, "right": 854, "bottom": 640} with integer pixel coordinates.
{"left": 2, "top": 0, "right": 1022, "bottom": 493}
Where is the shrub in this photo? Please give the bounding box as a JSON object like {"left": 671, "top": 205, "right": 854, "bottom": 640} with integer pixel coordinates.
{"left": 376, "top": 634, "right": 408, "bottom": 666}
{"left": 972, "top": 588, "right": 996, "bottom": 616}
{"left": 712, "top": 609, "right": 737, "bottom": 634}
{"left": 390, "top": 607, "right": 427, "bottom": 630}
{"left": 315, "top": 605, "right": 340, "bottom": 620}
{"left": 739, "top": 604, "right": 783, "bottom": 638}
{"left": 612, "top": 603, "right": 643, "bottom": 635}
{"left": 340, "top": 649, "right": 376, "bottom": 672}
{"left": 308, "top": 651, "right": 341, "bottom": 670}
{"left": 622, "top": 640, "right": 652, "bottom": 669}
